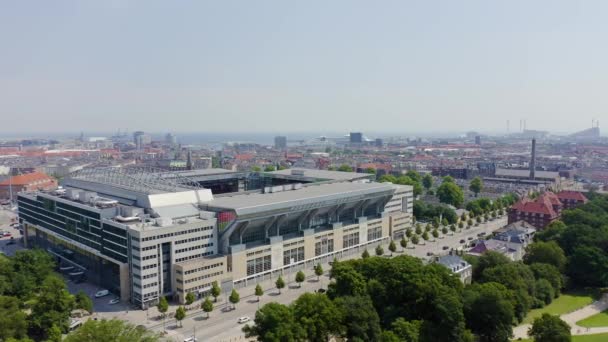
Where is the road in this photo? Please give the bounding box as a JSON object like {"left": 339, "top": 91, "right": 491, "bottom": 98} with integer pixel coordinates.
{"left": 151, "top": 216, "right": 508, "bottom": 342}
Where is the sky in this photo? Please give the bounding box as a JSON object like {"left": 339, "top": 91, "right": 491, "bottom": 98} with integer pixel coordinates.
{"left": 1, "top": 0, "right": 608, "bottom": 135}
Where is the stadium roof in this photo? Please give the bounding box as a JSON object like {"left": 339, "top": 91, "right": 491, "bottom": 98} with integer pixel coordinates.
{"left": 267, "top": 168, "right": 374, "bottom": 182}
{"left": 205, "top": 181, "right": 395, "bottom": 216}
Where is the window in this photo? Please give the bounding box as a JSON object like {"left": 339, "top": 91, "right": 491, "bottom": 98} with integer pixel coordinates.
{"left": 315, "top": 238, "right": 334, "bottom": 256}
{"left": 246, "top": 255, "right": 271, "bottom": 276}
{"left": 283, "top": 247, "right": 304, "bottom": 265}
{"left": 343, "top": 232, "right": 359, "bottom": 248}
{"left": 367, "top": 227, "right": 382, "bottom": 241}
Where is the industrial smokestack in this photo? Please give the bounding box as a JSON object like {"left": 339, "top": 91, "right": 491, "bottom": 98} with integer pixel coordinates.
{"left": 530, "top": 138, "right": 536, "bottom": 180}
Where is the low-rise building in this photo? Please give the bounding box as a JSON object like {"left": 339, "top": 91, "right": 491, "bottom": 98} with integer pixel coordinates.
{"left": 436, "top": 255, "right": 472, "bottom": 284}
{"left": 556, "top": 190, "right": 588, "bottom": 209}
{"left": 0, "top": 171, "right": 57, "bottom": 200}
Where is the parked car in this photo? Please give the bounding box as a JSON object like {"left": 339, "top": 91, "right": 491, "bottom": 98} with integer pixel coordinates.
{"left": 467, "top": 236, "right": 474, "bottom": 241}
{"left": 2, "top": 232, "right": 11, "bottom": 237}
{"left": 109, "top": 298, "right": 120, "bottom": 305}
{"left": 183, "top": 337, "right": 198, "bottom": 342}
{"left": 442, "top": 246, "right": 450, "bottom": 250}
{"left": 95, "top": 290, "right": 109, "bottom": 298}
{"left": 426, "top": 252, "right": 434, "bottom": 256}
{"left": 459, "top": 239, "right": 465, "bottom": 243}
{"left": 237, "top": 316, "right": 250, "bottom": 324}
{"left": 317, "top": 288, "right": 326, "bottom": 293}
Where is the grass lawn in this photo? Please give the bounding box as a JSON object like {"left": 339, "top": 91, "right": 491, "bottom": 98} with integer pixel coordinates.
{"left": 522, "top": 289, "right": 598, "bottom": 324}
{"left": 577, "top": 310, "right": 608, "bottom": 328}
{"left": 516, "top": 333, "right": 608, "bottom": 342}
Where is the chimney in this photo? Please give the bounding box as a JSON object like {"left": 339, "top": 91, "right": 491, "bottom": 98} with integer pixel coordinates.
{"left": 530, "top": 138, "right": 536, "bottom": 180}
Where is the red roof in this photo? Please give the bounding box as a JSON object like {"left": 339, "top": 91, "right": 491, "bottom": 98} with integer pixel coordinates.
{"left": 557, "top": 191, "right": 588, "bottom": 202}
{"left": 0, "top": 172, "right": 55, "bottom": 186}
{"left": 511, "top": 193, "right": 559, "bottom": 217}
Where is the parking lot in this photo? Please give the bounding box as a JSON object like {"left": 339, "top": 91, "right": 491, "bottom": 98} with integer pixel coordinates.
{"left": 0, "top": 207, "right": 23, "bottom": 257}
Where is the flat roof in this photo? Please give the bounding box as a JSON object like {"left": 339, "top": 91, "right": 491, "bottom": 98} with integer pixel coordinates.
{"left": 204, "top": 181, "right": 395, "bottom": 216}
{"left": 495, "top": 168, "right": 559, "bottom": 179}
{"left": 167, "top": 168, "right": 241, "bottom": 177}
{"left": 267, "top": 168, "right": 373, "bottom": 182}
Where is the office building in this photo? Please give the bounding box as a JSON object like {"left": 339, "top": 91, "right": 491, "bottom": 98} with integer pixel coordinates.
{"left": 349, "top": 132, "right": 363, "bottom": 144}
{"left": 274, "top": 136, "right": 287, "bottom": 149}
{"left": 17, "top": 167, "right": 413, "bottom": 307}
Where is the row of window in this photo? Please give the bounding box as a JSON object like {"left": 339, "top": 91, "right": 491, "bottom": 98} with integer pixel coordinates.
{"left": 175, "top": 243, "right": 214, "bottom": 254}
{"left": 184, "top": 262, "right": 224, "bottom": 275}
{"left": 246, "top": 248, "right": 271, "bottom": 257}
{"left": 143, "top": 273, "right": 158, "bottom": 280}
{"left": 315, "top": 238, "right": 334, "bottom": 256}
{"left": 368, "top": 227, "right": 382, "bottom": 241}
{"left": 135, "top": 226, "right": 215, "bottom": 242}
{"left": 175, "top": 251, "right": 214, "bottom": 263}
{"left": 246, "top": 255, "right": 271, "bottom": 276}
{"left": 283, "top": 247, "right": 304, "bottom": 265}
{"left": 143, "top": 282, "right": 158, "bottom": 289}
{"left": 175, "top": 234, "right": 213, "bottom": 245}
{"left": 343, "top": 232, "right": 360, "bottom": 248}
{"left": 181, "top": 271, "right": 222, "bottom": 284}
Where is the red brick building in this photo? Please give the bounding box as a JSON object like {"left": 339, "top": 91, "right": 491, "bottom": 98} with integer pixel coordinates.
{"left": 509, "top": 191, "right": 587, "bottom": 229}
{"left": 556, "top": 190, "right": 588, "bottom": 209}
{"left": 0, "top": 172, "right": 58, "bottom": 200}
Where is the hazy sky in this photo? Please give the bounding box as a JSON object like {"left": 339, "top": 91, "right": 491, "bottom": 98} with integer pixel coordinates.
{"left": 1, "top": 1, "right": 607, "bottom": 135}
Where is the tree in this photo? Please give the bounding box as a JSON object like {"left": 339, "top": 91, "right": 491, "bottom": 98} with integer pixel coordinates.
{"left": 175, "top": 306, "right": 186, "bottom": 327}
{"left": 201, "top": 296, "right": 213, "bottom": 318}
{"left": 443, "top": 175, "right": 455, "bottom": 183}
{"left": 375, "top": 245, "right": 384, "bottom": 256}
{"left": 450, "top": 224, "right": 457, "bottom": 233}
{"left": 362, "top": 249, "right": 370, "bottom": 259}
{"left": 157, "top": 296, "right": 168, "bottom": 317}
{"left": 463, "top": 282, "right": 514, "bottom": 342}
{"left": 264, "top": 165, "right": 276, "bottom": 172}
{"left": 437, "top": 182, "right": 465, "bottom": 207}
{"left": 74, "top": 290, "right": 93, "bottom": 313}
{"left": 276, "top": 276, "right": 285, "bottom": 294}
{"left": 528, "top": 313, "right": 571, "bottom": 342}
{"left": 29, "top": 274, "right": 75, "bottom": 340}
{"left": 295, "top": 271, "right": 306, "bottom": 288}
{"left": 406, "top": 170, "right": 422, "bottom": 182}
{"left": 292, "top": 293, "right": 343, "bottom": 342}
{"left": 229, "top": 289, "right": 240, "bottom": 309}
{"left": 243, "top": 303, "right": 306, "bottom": 341}
{"left": 530, "top": 263, "right": 563, "bottom": 296}
{"left": 210, "top": 281, "right": 221, "bottom": 302}
{"left": 64, "top": 318, "right": 160, "bottom": 342}
{"left": 337, "top": 164, "right": 353, "bottom": 172}
{"left": 567, "top": 246, "right": 608, "bottom": 287}
{"left": 432, "top": 229, "right": 439, "bottom": 239}
{"left": 251, "top": 166, "right": 261, "bottom": 172}
{"left": 535, "top": 279, "right": 555, "bottom": 305}
{"left": 365, "top": 167, "right": 376, "bottom": 174}
{"left": 46, "top": 324, "right": 62, "bottom": 342}
{"left": 185, "top": 292, "right": 195, "bottom": 306}
{"left": 415, "top": 224, "right": 422, "bottom": 235}
{"left": 442, "top": 218, "right": 449, "bottom": 226}
{"left": 388, "top": 240, "right": 397, "bottom": 254}
{"left": 335, "top": 295, "right": 382, "bottom": 341}
{"left": 523, "top": 241, "right": 567, "bottom": 271}
{"left": 422, "top": 174, "right": 433, "bottom": 192}
{"left": 406, "top": 228, "right": 413, "bottom": 238}
{"left": 255, "top": 284, "right": 264, "bottom": 302}
{"left": 473, "top": 251, "right": 511, "bottom": 280}
{"left": 314, "top": 264, "right": 324, "bottom": 281}
{"left": 469, "top": 177, "right": 483, "bottom": 197}
{"left": 0, "top": 296, "right": 28, "bottom": 341}
{"left": 391, "top": 318, "right": 422, "bottom": 342}
{"left": 442, "top": 227, "right": 449, "bottom": 235}
{"left": 400, "top": 237, "right": 408, "bottom": 249}
{"left": 422, "top": 231, "right": 430, "bottom": 241}
{"left": 411, "top": 235, "right": 420, "bottom": 245}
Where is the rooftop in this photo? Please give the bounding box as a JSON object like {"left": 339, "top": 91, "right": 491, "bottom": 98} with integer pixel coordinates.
{"left": 495, "top": 168, "right": 560, "bottom": 180}
{"left": 267, "top": 168, "right": 374, "bottom": 182}
{"left": 204, "top": 181, "right": 397, "bottom": 216}
{"left": 0, "top": 171, "right": 55, "bottom": 186}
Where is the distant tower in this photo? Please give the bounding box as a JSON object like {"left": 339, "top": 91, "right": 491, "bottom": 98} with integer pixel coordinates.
{"left": 530, "top": 138, "right": 536, "bottom": 180}
{"left": 186, "top": 149, "right": 193, "bottom": 170}
{"left": 274, "top": 136, "right": 287, "bottom": 149}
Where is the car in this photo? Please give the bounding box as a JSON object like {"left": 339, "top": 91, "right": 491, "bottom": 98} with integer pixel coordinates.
{"left": 109, "top": 298, "right": 120, "bottom": 305}
{"left": 467, "top": 236, "right": 473, "bottom": 241}
{"left": 477, "top": 232, "right": 486, "bottom": 237}
{"left": 459, "top": 239, "right": 465, "bottom": 243}
{"left": 237, "top": 316, "right": 250, "bottom": 324}
{"left": 426, "top": 252, "right": 434, "bottom": 256}
{"left": 10, "top": 223, "right": 19, "bottom": 227}
{"left": 94, "top": 290, "right": 109, "bottom": 298}
{"left": 442, "top": 246, "right": 449, "bottom": 250}
{"left": 2, "top": 232, "right": 11, "bottom": 237}
{"left": 317, "top": 288, "right": 326, "bottom": 293}
{"left": 183, "top": 337, "right": 198, "bottom": 342}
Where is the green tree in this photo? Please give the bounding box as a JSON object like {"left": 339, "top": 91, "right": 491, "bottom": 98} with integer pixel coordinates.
{"left": 365, "top": 167, "right": 376, "bottom": 174}
{"left": 175, "top": 306, "right": 186, "bottom": 327}
{"left": 442, "top": 227, "right": 449, "bottom": 235}
{"left": 528, "top": 313, "right": 571, "bottom": 342}
{"left": 523, "top": 241, "right": 567, "bottom": 271}
{"left": 362, "top": 249, "right": 370, "bottom": 259}
{"left": 264, "top": 165, "right": 276, "bottom": 172}
{"left": 406, "top": 170, "right": 422, "bottom": 182}
{"left": 463, "top": 282, "right": 514, "bottom": 342}
{"left": 276, "top": 276, "right": 286, "bottom": 294}
{"left": 473, "top": 251, "right": 511, "bottom": 280}
{"left": 314, "top": 263, "right": 324, "bottom": 281}
{"left": 210, "top": 281, "right": 221, "bottom": 302}
{"left": 251, "top": 165, "right": 261, "bottom": 172}
{"left": 74, "top": 290, "right": 93, "bottom": 313}
{"left": 415, "top": 224, "right": 422, "bottom": 235}
{"left": 530, "top": 263, "right": 563, "bottom": 296}
{"left": 567, "top": 246, "right": 608, "bottom": 287}
{"left": 391, "top": 318, "right": 422, "bottom": 342}
{"left": 442, "top": 218, "right": 449, "bottom": 226}
{"left": 201, "top": 296, "right": 213, "bottom": 318}
{"left": 458, "top": 221, "right": 464, "bottom": 229}
{"left": 64, "top": 318, "right": 159, "bottom": 342}
{"left": 432, "top": 229, "right": 439, "bottom": 239}
{"left": 157, "top": 296, "right": 168, "bottom": 316}
{"left": 406, "top": 228, "right": 413, "bottom": 238}
{"left": 229, "top": 289, "right": 240, "bottom": 309}
{"left": 46, "top": 324, "right": 62, "bottom": 342}
{"left": 400, "top": 237, "right": 408, "bottom": 249}
{"left": 335, "top": 295, "right": 382, "bottom": 341}
{"left": 422, "top": 231, "right": 430, "bottom": 241}
{"left": 450, "top": 224, "right": 456, "bottom": 233}
{"left": 443, "top": 175, "right": 455, "bottom": 183}
{"left": 0, "top": 296, "right": 28, "bottom": 341}
{"left": 255, "top": 284, "right": 264, "bottom": 302}
{"left": 388, "top": 240, "right": 397, "bottom": 254}
{"left": 185, "top": 292, "right": 195, "bottom": 306}
{"left": 535, "top": 279, "right": 555, "bottom": 305}
{"left": 422, "top": 174, "right": 433, "bottom": 192}
{"left": 469, "top": 177, "right": 483, "bottom": 197}
{"left": 292, "top": 293, "right": 343, "bottom": 342}
{"left": 243, "top": 303, "right": 306, "bottom": 341}
{"left": 337, "top": 164, "right": 353, "bottom": 172}
{"left": 29, "top": 274, "right": 75, "bottom": 340}
{"left": 411, "top": 235, "right": 420, "bottom": 245}
{"left": 437, "top": 182, "right": 465, "bottom": 207}
{"left": 375, "top": 245, "right": 384, "bottom": 256}
{"left": 295, "top": 271, "right": 306, "bottom": 288}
